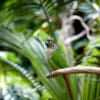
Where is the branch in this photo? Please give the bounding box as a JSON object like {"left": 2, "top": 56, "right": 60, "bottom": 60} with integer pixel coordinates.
{"left": 70, "top": 15, "right": 91, "bottom": 39}
{"left": 65, "top": 31, "right": 86, "bottom": 44}
{"left": 47, "top": 65, "right": 100, "bottom": 78}
{"left": 65, "top": 15, "right": 93, "bottom": 44}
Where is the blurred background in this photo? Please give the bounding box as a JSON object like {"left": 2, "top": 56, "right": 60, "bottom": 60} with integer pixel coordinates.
{"left": 0, "top": 0, "right": 100, "bottom": 100}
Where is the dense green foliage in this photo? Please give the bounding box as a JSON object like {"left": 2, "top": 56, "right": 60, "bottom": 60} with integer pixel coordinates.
{"left": 0, "top": 0, "right": 100, "bottom": 100}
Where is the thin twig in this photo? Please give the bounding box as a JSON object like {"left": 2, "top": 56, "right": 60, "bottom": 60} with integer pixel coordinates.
{"left": 47, "top": 65, "right": 100, "bottom": 78}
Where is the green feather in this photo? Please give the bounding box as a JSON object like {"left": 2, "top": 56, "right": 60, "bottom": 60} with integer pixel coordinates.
{"left": 49, "top": 48, "right": 68, "bottom": 70}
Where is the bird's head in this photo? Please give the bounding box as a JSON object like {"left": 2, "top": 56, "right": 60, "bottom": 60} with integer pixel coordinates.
{"left": 45, "top": 39, "right": 58, "bottom": 50}
{"left": 45, "top": 39, "right": 58, "bottom": 57}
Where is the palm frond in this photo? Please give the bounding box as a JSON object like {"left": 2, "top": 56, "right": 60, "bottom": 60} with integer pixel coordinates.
{"left": 81, "top": 39, "right": 100, "bottom": 100}
{"left": 0, "top": 27, "right": 69, "bottom": 99}
{"left": 0, "top": 57, "right": 45, "bottom": 91}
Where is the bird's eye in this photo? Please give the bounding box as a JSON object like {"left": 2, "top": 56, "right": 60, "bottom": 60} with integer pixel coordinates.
{"left": 45, "top": 40, "right": 53, "bottom": 48}
{"left": 46, "top": 42, "right": 53, "bottom": 48}
{"left": 47, "top": 43, "right": 53, "bottom": 48}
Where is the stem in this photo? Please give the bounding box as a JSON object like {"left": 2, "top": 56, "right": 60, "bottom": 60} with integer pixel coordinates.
{"left": 64, "top": 75, "right": 73, "bottom": 100}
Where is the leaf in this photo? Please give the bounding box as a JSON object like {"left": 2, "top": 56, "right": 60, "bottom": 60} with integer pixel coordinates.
{"left": 0, "top": 28, "right": 69, "bottom": 99}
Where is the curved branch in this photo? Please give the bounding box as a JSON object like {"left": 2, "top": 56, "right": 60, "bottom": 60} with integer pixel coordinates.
{"left": 65, "top": 15, "right": 93, "bottom": 44}
{"left": 70, "top": 16, "right": 91, "bottom": 39}
{"left": 47, "top": 65, "right": 100, "bottom": 78}
{"left": 65, "top": 31, "right": 86, "bottom": 44}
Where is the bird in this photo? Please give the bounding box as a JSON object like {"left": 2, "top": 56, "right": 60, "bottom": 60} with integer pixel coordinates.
{"left": 45, "top": 39, "right": 73, "bottom": 100}
{"left": 45, "top": 39, "right": 68, "bottom": 70}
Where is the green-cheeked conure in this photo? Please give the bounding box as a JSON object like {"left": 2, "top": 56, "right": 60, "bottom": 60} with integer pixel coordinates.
{"left": 45, "top": 39, "right": 73, "bottom": 100}
{"left": 45, "top": 39, "right": 68, "bottom": 69}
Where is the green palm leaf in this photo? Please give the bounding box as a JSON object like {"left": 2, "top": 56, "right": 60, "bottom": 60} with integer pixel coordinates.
{"left": 0, "top": 27, "right": 69, "bottom": 99}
